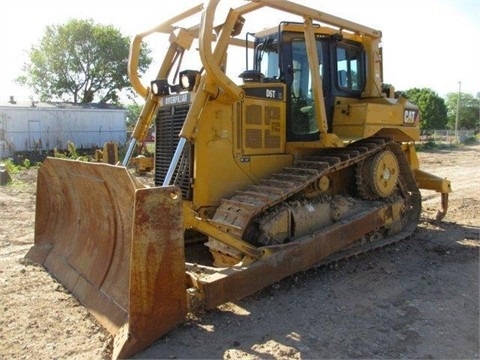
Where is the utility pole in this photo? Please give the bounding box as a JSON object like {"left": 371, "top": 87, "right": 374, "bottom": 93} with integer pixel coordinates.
{"left": 455, "top": 81, "right": 461, "bottom": 142}
{"left": 477, "top": 91, "right": 480, "bottom": 132}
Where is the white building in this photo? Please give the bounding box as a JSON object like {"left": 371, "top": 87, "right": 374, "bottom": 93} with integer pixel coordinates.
{"left": 0, "top": 100, "right": 127, "bottom": 159}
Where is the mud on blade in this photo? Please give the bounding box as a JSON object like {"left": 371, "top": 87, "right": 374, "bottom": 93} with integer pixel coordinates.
{"left": 26, "top": 158, "right": 187, "bottom": 359}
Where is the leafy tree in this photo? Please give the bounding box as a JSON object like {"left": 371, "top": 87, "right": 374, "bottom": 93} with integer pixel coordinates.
{"left": 445, "top": 92, "right": 480, "bottom": 130}
{"left": 404, "top": 88, "right": 447, "bottom": 130}
{"left": 126, "top": 103, "right": 143, "bottom": 129}
{"left": 17, "top": 19, "right": 152, "bottom": 104}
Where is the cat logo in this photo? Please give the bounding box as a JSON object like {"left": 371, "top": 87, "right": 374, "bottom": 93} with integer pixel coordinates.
{"left": 404, "top": 110, "right": 417, "bottom": 124}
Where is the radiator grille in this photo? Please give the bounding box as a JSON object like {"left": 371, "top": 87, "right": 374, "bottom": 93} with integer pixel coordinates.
{"left": 154, "top": 104, "right": 193, "bottom": 199}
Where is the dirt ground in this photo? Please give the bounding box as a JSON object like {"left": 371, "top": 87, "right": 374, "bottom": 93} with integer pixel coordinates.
{"left": 0, "top": 143, "right": 479, "bottom": 360}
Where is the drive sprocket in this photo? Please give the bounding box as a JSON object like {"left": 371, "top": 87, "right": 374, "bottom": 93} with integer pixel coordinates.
{"left": 356, "top": 149, "right": 399, "bottom": 199}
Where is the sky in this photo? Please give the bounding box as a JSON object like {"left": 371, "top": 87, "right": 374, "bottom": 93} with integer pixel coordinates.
{"left": 0, "top": 0, "right": 479, "bottom": 103}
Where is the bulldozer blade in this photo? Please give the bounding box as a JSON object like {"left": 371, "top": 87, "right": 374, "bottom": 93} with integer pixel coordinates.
{"left": 26, "top": 158, "right": 187, "bottom": 359}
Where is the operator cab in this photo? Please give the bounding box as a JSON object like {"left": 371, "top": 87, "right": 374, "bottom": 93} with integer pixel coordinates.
{"left": 249, "top": 23, "right": 366, "bottom": 142}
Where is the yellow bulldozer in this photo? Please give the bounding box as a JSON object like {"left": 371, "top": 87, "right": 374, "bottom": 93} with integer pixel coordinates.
{"left": 26, "top": 1, "right": 451, "bottom": 358}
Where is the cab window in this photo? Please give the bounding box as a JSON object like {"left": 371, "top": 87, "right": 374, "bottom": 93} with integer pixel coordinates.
{"left": 336, "top": 44, "right": 364, "bottom": 91}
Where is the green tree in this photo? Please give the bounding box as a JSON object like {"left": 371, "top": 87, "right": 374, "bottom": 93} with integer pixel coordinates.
{"left": 404, "top": 88, "right": 447, "bottom": 130}
{"left": 126, "top": 103, "right": 143, "bottom": 129}
{"left": 445, "top": 92, "right": 480, "bottom": 130}
{"left": 17, "top": 19, "right": 152, "bottom": 104}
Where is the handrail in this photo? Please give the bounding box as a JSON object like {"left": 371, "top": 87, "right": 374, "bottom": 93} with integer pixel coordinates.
{"left": 127, "top": 3, "right": 204, "bottom": 98}
{"left": 253, "top": 0, "right": 382, "bottom": 39}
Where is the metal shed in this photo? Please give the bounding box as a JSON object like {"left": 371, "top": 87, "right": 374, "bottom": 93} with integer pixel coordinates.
{"left": 0, "top": 101, "right": 127, "bottom": 159}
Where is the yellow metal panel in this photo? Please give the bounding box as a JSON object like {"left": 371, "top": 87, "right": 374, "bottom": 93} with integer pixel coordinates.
{"left": 242, "top": 97, "right": 286, "bottom": 155}
{"left": 193, "top": 103, "right": 246, "bottom": 206}
{"left": 191, "top": 99, "right": 291, "bottom": 209}
{"left": 332, "top": 100, "right": 420, "bottom": 142}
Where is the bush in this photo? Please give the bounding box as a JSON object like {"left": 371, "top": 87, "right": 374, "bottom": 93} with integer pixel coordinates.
{"left": 1, "top": 159, "right": 22, "bottom": 174}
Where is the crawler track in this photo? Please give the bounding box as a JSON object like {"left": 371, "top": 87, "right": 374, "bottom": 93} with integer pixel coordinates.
{"left": 210, "top": 136, "right": 421, "bottom": 256}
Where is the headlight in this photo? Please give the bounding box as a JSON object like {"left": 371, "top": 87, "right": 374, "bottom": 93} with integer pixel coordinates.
{"left": 150, "top": 79, "right": 170, "bottom": 96}
{"left": 179, "top": 70, "right": 199, "bottom": 91}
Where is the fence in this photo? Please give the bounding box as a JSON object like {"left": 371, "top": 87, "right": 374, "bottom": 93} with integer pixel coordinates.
{"left": 419, "top": 129, "right": 477, "bottom": 144}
